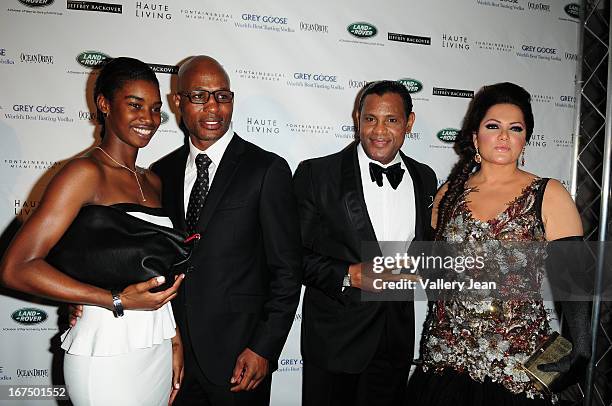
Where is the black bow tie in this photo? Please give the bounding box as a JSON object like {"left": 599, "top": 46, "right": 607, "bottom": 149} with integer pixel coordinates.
{"left": 369, "top": 162, "right": 405, "bottom": 190}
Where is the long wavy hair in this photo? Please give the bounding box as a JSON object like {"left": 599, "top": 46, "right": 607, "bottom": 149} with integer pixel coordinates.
{"left": 434, "top": 82, "right": 534, "bottom": 240}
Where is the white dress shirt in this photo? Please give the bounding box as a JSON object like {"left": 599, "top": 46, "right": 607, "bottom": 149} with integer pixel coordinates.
{"left": 184, "top": 124, "right": 233, "bottom": 214}
{"left": 357, "top": 143, "right": 416, "bottom": 246}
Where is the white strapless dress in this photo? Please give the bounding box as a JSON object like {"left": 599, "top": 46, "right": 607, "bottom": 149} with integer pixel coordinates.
{"left": 61, "top": 209, "right": 177, "bottom": 406}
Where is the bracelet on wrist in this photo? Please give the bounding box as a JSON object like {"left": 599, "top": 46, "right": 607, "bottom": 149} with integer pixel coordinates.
{"left": 110, "top": 290, "right": 124, "bottom": 318}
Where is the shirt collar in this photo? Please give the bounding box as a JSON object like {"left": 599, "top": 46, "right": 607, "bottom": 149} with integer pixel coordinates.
{"left": 187, "top": 123, "right": 233, "bottom": 171}
{"left": 357, "top": 142, "right": 403, "bottom": 169}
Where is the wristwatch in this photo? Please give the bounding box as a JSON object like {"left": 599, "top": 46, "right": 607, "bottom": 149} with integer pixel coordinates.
{"left": 111, "top": 290, "right": 124, "bottom": 318}
{"left": 342, "top": 272, "right": 352, "bottom": 288}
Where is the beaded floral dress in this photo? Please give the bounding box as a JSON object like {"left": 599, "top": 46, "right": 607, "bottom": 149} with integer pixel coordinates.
{"left": 411, "top": 178, "right": 552, "bottom": 404}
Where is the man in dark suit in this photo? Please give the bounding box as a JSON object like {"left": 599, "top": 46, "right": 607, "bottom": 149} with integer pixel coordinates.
{"left": 293, "top": 80, "right": 437, "bottom": 406}
{"left": 151, "top": 55, "right": 302, "bottom": 405}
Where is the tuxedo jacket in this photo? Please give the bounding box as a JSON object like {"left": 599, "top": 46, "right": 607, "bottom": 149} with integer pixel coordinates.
{"left": 151, "top": 134, "right": 302, "bottom": 385}
{"left": 293, "top": 141, "right": 437, "bottom": 373}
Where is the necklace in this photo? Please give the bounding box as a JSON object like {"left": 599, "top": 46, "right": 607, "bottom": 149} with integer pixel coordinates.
{"left": 95, "top": 146, "right": 147, "bottom": 202}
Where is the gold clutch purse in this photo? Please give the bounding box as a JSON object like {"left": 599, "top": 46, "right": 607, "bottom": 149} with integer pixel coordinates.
{"left": 521, "top": 332, "right": 573, "bottom": 395}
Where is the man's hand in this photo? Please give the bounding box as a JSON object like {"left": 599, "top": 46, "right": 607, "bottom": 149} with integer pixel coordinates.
{"left": 348, "top": 262, "right": 418, "bottom": 292}
{"left": 169, "top": 331, "right": 184, "bottom": 405}
{"left": 67, "top": 303, "right": 83, "bottom": 327}
{"left": 230, "top": 348, "right": 269, "bottom": 392}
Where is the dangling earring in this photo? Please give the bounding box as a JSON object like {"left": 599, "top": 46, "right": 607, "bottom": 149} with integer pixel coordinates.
{"left": 474, "top": 147, "right": 482, "bottom": 164}
{"left": 520, "top": 148, "right": 525, "bottom": 166}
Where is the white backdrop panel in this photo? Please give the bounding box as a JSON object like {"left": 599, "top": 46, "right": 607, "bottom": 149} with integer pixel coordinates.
{"left": 0, "top": 0, "right": 579, "bottom": 404}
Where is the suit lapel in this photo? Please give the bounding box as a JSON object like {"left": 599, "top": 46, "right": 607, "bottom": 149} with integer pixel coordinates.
{"left": 400, "top": 152, "right": 426, "bottom": 241}
{"left": 167, "top": 146, "right": 189, "bottom": 231}
{"left": 195, "top": 134, "right": 244, "bottom": 233}
{"left": 341, "top": 142, "right": 378, "bottom": 258}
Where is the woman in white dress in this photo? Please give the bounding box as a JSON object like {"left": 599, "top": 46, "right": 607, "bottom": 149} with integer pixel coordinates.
{"left": 0, "top": 57, "right": 184, "bottom": 405}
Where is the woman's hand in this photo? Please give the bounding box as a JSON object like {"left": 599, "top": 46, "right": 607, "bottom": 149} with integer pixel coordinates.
{"left": 169, "top": 329, "right": 184, "bottom": 405}
{"left": 120, "top": 274, "right": 184, "bottom": 311}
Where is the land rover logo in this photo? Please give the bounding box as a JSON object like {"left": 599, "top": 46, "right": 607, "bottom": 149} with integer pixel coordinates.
{"left": 76, "top": 51, "right": 110, "bottom": 68}
{"left": 564, "top": 3, "right": 579, "bottom": 18}
{"left": 437, "top": 128, "right": 460, "bottom": 143}
{"left": 11, "top": 308, "right": 47, "bottom": 325}
{"left": 160, "top": 111, "right": 169, "bottom": 124}
{"left": 398, "top": 78, "right": 423, "bottom": 94}
{"left": 18, "top": 0, "right": 54, "bottom": 7}
{"left": 347, "top": 22, "right": 377, "bottom": 38}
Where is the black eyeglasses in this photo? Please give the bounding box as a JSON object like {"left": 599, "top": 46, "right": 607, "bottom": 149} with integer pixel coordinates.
{"left": 178, "top": 90, "right": 234, "bottom": 104}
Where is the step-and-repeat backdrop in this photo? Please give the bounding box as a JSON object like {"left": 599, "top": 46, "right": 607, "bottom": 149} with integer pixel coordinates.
{"left": 0, "top": 0, "right": 579, "bottom": 404}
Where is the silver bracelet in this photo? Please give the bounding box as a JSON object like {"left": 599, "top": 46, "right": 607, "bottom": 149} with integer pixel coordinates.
{"left": 111, "top": 290, "right": 124, "bottom": 318}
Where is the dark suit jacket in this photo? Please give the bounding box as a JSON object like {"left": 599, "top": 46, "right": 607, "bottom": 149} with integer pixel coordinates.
{"left": 151, "top": 134, "right": 302, "bottom": 385}
{"left": 293, "top": 141, "right": 437, "bottom": 373}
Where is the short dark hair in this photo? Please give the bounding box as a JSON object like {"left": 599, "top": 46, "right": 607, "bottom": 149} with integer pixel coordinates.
{"left": 358, "top": 80, "right": 413, "bottom": 118}
{"left": 93, "top": 57, "right": 159, "bottom": 134}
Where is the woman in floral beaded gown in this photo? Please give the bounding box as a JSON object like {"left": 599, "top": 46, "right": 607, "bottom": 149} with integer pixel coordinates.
{"left": 408, "top": 82, "right": 589, "bottom": 405}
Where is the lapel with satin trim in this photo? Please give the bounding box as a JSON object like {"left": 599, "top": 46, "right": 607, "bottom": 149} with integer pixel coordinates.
{"left": 195, "top": 134, "right": 245, "bottom": 233}
{"left": 166, "top": 146, "right": 189, "bottom": 231}
{"left": 400, "top": 151, "right": 425, "bottom": 241}
{"left": 340, "top": 142, "right": 379, "bottom": 259}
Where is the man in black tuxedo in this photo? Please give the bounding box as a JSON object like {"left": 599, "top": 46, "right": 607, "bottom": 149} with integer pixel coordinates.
{"left": 151, "top": 55, "right": 302, "bottom": 405}
{"left": 293, "top": 80, "right": 437, "bottom": 406}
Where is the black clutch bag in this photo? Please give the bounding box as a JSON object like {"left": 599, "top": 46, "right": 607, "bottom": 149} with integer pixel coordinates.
{"left": 46, "top": 204, "right": 197, "bottom": 292}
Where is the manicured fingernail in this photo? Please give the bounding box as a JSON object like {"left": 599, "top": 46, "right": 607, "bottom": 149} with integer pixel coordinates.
{"left": 174, "top": 383, "right": 180, "bottom": 389}
{"left": 156, "top": 276, "right": 165, "bottom": 284}
{"left": 230, "top": 378, "right": 235, "bottom": 383}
